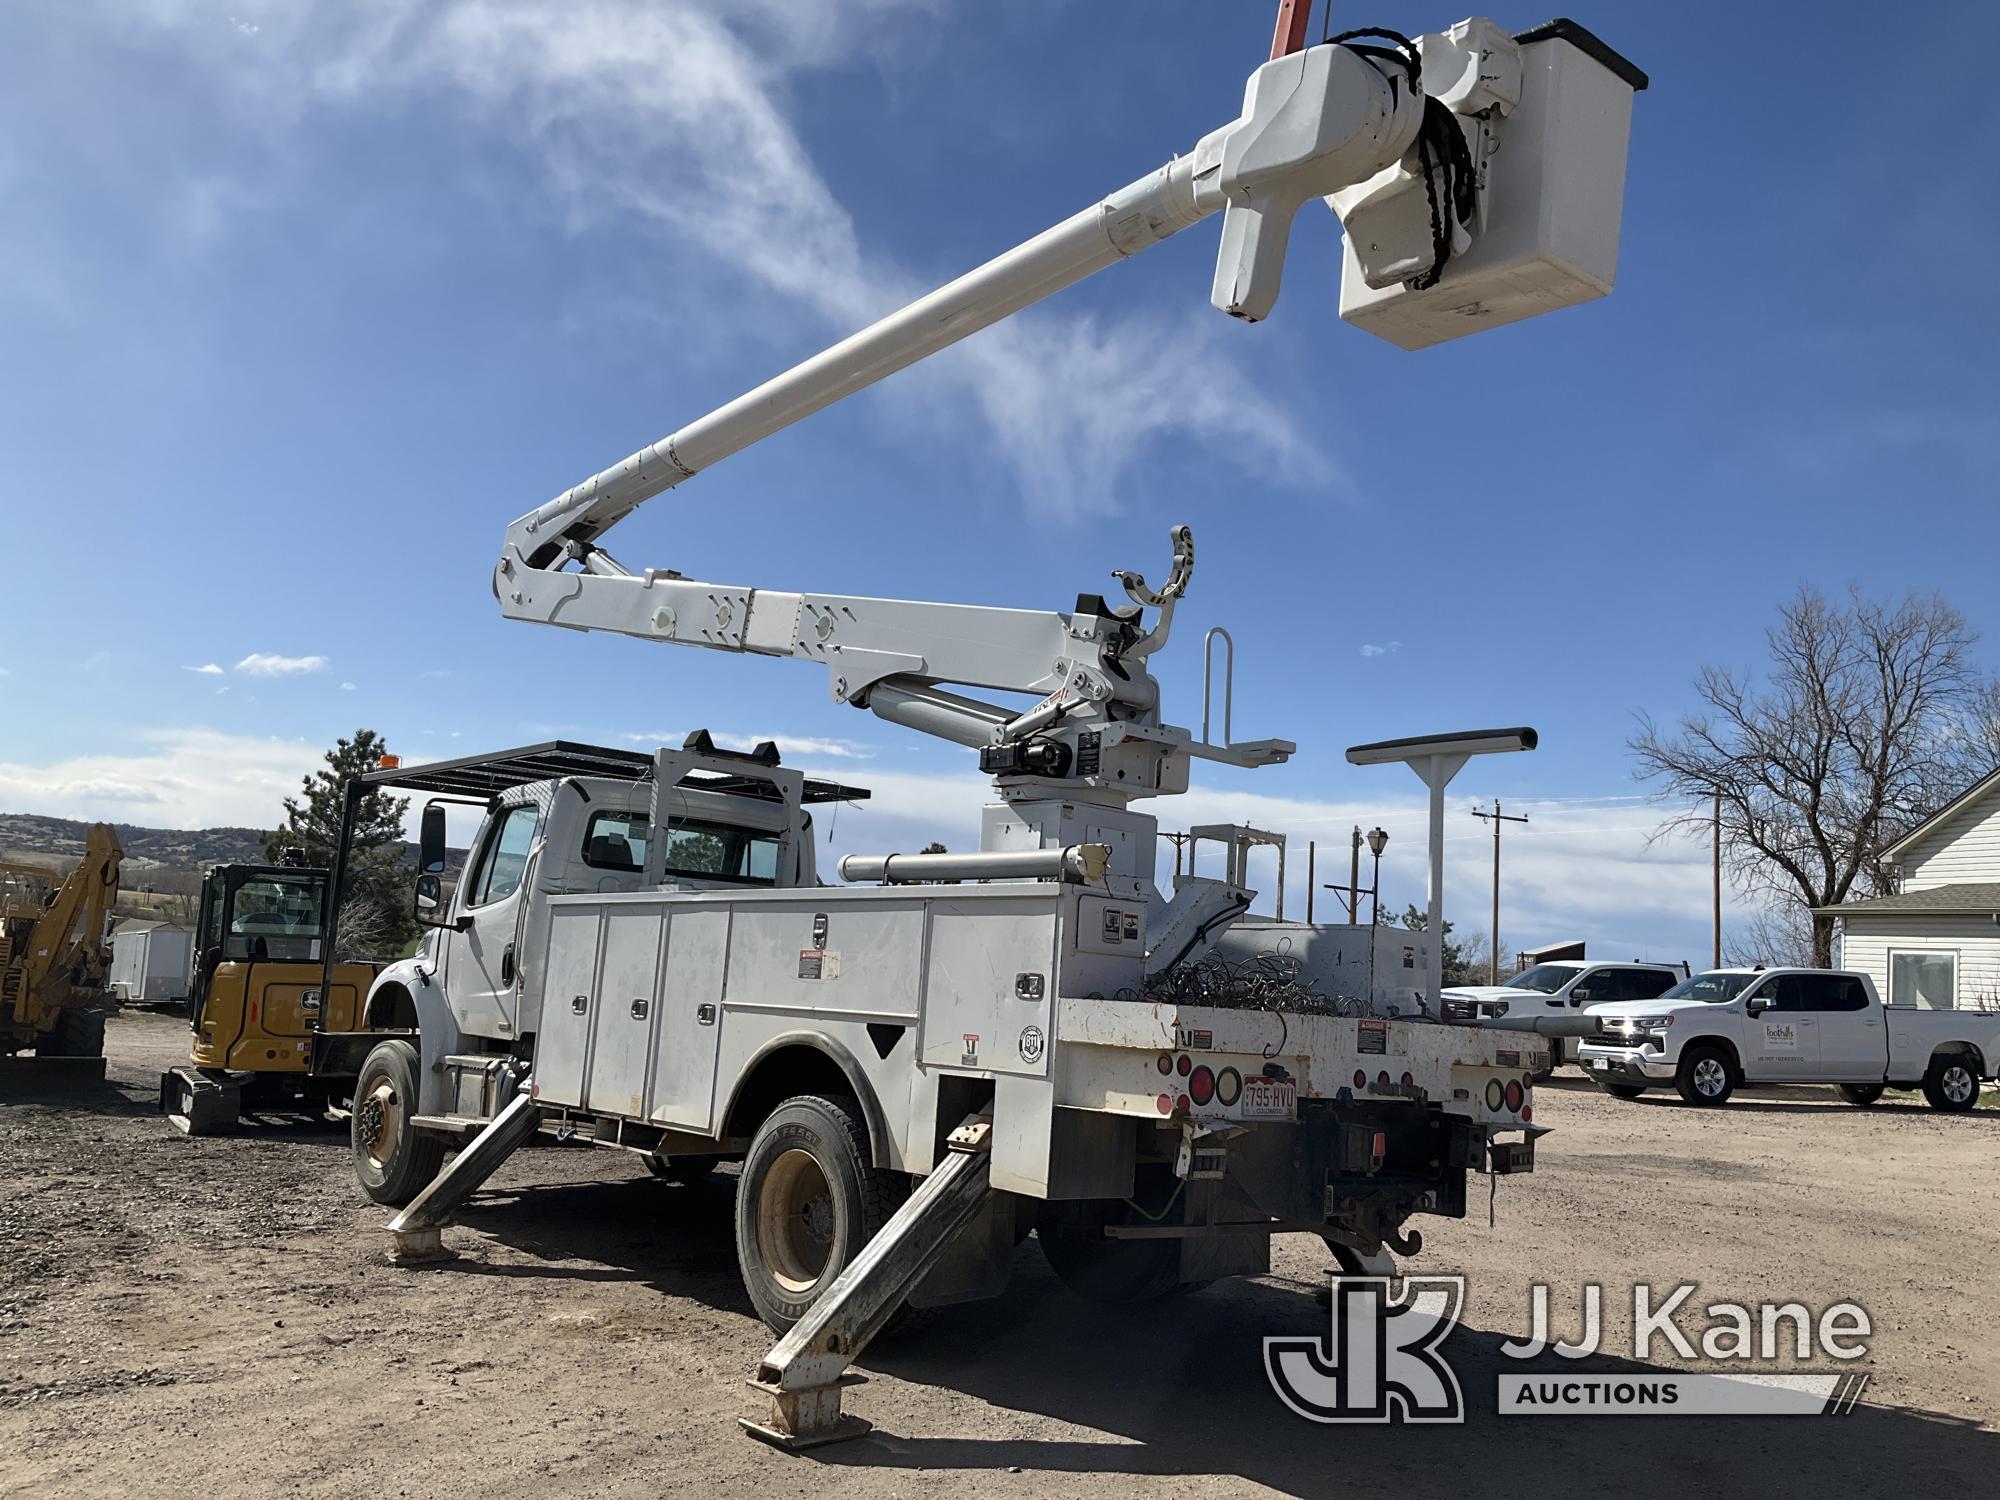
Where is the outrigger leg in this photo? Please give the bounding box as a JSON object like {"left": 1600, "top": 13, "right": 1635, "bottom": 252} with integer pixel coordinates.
{"left": 742, "top": 1113, "right": 996, "bottom": 1450}
{"left": 383, "top": 1086, "right": 542, "bottom": 1262}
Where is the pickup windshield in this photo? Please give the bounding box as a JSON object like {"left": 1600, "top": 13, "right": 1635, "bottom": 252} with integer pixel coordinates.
{"left": 1505, "top": 963, "right": 1581, "bottom": 994}
{"left": 1660, "top": 971, "right": 1756, "bottom": 1003}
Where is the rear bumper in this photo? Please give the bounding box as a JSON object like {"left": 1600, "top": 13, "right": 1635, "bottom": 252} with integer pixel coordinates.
{"left": 1576, "top": 1044, "right": 1675, "bottom": 1082}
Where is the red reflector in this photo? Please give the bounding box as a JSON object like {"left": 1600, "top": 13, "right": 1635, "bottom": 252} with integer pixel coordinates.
{"left": 1155, "top": 1092, "right": 1173, "bottom": 1115}
{"left": 1175, "top": 1093, "right": 1190, "bottom": 1113}
{"left": 1189, "top": 1066, "right": 1215, "bottom": 1106}
{"left": 1521, "top": 1104, "right": 1533, "bottom": 1123}
{"left": 1504, "top": 1080, "right": 1524, "bottom": 1112}
{"left": 1371, "top": 1131, "right": 1386, "bottom": 1159}
{"left": 1156, "top": 1053, "right": 1173, "bottom": 1075}
{"left": 1353, "top": 1069, "right": 1367, "bottom": 1089}
{"left": 1176, "top": 1053, "right": 1192, "bottom": 1077}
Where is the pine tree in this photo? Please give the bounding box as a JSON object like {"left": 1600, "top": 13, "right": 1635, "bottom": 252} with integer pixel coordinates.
{"left": 1393, "top": 904, "right": 1479, "bottom": 986}
{"left": 264, "top": 729, "right": 414, "bottom": 958}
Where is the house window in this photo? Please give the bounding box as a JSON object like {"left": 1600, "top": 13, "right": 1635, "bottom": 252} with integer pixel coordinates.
{"left": 1889, "top": 951, "right": 1957, "bottom": 1010}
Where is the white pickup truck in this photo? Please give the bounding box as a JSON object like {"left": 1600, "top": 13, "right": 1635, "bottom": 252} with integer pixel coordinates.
{"left": 1575, "top": 966, "right": 2000, "bottom": 1110}
{"left": 1441, "top": 959, "right": 1685, "bottom": 1071}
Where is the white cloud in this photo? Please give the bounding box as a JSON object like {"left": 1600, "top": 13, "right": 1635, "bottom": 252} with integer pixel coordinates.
{"left": 235, "top": 651, "right": 328, "bottom": 677}
{"left": 0, "top": 728, "right": 317, "bottom": 828}
{"left": 101, "top": 0, "right": 1314, "bottom": 519}
{"left": 621, "top": 729, "right": 874, "bottom": 760}
{"left": 1359, "top": 641, "right": 1401, "bottom": 658}
{"left": 183, "top": 662, "right": 225, "bottom": 675}
{"left": 340, "top": 681, "right": 357, "bottom": 691}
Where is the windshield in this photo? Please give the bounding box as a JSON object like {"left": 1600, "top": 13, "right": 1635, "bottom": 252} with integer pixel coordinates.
{"left": 1659, "top": 971, "right": 1756, "bottom": 1004}
{"left": 224, "top": 874, "right": 325, "bottom": 962}
{"left": 1504, "top": 964, "right": 1582, "bottom": 995}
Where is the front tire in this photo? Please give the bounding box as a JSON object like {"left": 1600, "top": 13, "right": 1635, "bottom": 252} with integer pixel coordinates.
{"left": 1922, "top": 1056, "right": 1981, "bottom": 1113}
{"left": 1674, "top": 1045, "right": 1734, "bottom": 1107}
{"left": 351, "top": 1040, "right": 445, "bottom": 1206}
{"left": 1836, "top": 1083, "right": 1884, "bottom": 1108}
{"left": 735, "top": 1094, "right": 900, "bottom": 1333}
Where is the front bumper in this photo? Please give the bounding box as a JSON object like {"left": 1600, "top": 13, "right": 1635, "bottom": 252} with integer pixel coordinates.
{"left": 1576, "top": 1044, "right": 1676, "bottom": 1083}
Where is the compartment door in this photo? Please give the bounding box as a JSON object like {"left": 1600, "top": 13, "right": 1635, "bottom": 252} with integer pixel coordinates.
{"left": 650, "top": 907, "right": 731, "bottom": 1133}
{"left": 585, "top": 911, "right": 664, "bottom": 1119}
{"left": 534, "top": 905, "right": 602, "bottom": 1109}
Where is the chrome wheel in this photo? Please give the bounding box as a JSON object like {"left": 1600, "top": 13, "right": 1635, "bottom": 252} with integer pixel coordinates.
{"left": 1692, "top": 1057, "right": 1728, "bottom": 1097}
{"left": 1942, "top": 1065, "right": 1976, "bottom": 1105}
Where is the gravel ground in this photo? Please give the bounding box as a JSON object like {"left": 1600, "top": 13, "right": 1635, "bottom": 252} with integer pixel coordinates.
{"left": 3, "top": 1009, "right": 1997, "bottom": 1499}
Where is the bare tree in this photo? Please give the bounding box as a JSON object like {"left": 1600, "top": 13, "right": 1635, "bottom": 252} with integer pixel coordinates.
{"left": 333, "top": 893, "right": 399, "bottom": 964}
{"left": 1722, "top": 901, "right": 1815, "bottom": 969}
{"left": 1633, "top": 587, "right": 1996, "bottom": 965}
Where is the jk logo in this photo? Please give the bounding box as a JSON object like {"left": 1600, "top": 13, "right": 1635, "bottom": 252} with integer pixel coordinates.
{"left": 1265, "top": 1276, "right": 1466, "bottom": 1423}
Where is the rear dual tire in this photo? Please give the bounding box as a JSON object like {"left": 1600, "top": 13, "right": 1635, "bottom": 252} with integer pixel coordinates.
{"left": 734, "top": 1094, "right": 906, "bottom": 1333}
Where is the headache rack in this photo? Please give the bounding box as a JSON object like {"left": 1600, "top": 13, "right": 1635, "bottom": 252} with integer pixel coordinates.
{"left": 309, "top": 735, "right": 871, "bottom": 1068}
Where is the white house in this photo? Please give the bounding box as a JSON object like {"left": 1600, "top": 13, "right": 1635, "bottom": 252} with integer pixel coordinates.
{"left": 1825, "top": 768, "right": 2000, "bottom": 1011}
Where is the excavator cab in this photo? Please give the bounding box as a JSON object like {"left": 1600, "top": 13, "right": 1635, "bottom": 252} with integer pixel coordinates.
{"left": 162, "top": 863, "right": 380, "bottom": 1134}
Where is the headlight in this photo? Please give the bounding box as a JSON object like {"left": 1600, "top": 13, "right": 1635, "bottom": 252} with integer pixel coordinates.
{"left": 1636, "top": 1015, "right": 1675, "bottom": 1031}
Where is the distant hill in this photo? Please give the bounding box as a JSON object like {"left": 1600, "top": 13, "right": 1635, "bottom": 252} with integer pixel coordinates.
{"left": 0, "top": 813, "right": 266, "bottom": 871}
{"left": 0, "top": 813, "right": 467, "bottom": 876}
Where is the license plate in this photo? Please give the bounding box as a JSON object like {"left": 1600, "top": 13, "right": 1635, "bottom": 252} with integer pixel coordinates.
{"left": 1240, "top": 1077, "right": 1297, "bottom": 1119}
{"left": 1592, "top": 1058, "right": 1610, "bottom": 1071}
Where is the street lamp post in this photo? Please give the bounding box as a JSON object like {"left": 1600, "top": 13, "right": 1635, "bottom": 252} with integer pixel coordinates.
{"left": 1366, "top": 826, "right": 1389, "bottom": 926}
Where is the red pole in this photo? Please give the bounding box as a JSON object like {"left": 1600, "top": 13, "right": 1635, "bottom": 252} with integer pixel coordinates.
{"left": 1269, "top": 0, "right": 1312, "bottom": 59}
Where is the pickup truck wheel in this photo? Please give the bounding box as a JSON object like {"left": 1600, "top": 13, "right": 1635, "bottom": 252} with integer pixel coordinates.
{"left": 1600, "top": 1083, "right": 1648, "bottom": 1101}
{"left": 1835, "top": 1083, "right": 1885, "bottom": 1107}
{"left": 1037, "top": 1165, "right": 1194, "bottom": 1303}
{"left": 1922, "top": 1057, "right": 1981, "bottom": 1113}
{"left": 735, "top": 1094, "right": 901, "bottom": 1333}
{"left": 1674, "top": 1046, "right": 1734, "bottom": 1107}
{"left": 351, "top": 1039, "right": 445, "bottom": 1206}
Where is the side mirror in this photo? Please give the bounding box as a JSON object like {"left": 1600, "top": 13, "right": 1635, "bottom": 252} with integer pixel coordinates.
{"left": 1570, "top": 988, "right": 1594, "bottom": 1004}
{"left": 420, "top": 803, "right": 449, "bottom": 874}
{"left": 413, "top": 871, "right": 450, "bottom": 929}
{"left": 1745, "top": 995, "right": 1772, "bottom": 1016}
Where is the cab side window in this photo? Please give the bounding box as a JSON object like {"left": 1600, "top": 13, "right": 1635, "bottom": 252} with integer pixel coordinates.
{"left": 1786, "top": 974, "right": 1869, "bottom": 1012}
{"left": 1629, "top": 969, "right": 1676, "bottom": 1000}
{"left": 468, "top": 806, "right": 541, "bottom": 907}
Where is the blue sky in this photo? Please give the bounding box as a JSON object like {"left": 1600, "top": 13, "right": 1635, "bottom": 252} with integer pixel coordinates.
{"left": 2, "top": 0, "right": 1996, "bottom": 965}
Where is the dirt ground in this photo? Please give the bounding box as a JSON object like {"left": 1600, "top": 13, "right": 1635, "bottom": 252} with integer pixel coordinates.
{"left": 4, "top": 1011, "right": 1997, "bottom": 1500}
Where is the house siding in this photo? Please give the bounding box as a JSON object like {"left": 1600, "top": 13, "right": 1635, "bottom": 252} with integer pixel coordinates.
{"left": 1897, "top": 789, "right": 2000, "bottom": 892}
{"left": 1837, "top": 914, "right": 2000, "bottom": 1012}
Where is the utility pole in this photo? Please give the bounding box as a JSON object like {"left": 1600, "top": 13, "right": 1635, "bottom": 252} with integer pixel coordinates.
{"left": 1711, "top": 790, "right": 1722, "bottom": 969}
{"left": 1348, "top": 825, "right": 1362, "bottom": 923}
{"left": 1470, "top": 799, "right": 1529, "bottom": 984}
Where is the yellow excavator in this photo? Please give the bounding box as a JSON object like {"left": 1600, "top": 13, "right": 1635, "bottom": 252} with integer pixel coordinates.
{"left": 160, "top": 860, "right": 382, "bottom": 1133}
{"left": 1, "top": 823, "right": 124, "bottom": 1070}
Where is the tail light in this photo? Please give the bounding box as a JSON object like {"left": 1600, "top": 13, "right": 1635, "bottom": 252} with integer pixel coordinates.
{"left": 1485, "top": 1079, "right": 1505, "bottom": 1110}
{"left": 1353, "top": 1069, "right": 1368, "bottom": 1089}
{"left": 1215, "top": 1067, "right": 1243, "bottom": 1107}
{"left": 1188, "top": 1066, "right": 1215, "bottom": 1105}
{"left": 1156, "top": 1053, "right": 1173, "bottom": 1075}
{"left": 1176, "top": 1053, "right": 1192, "bottom": 1077}
{"left": 1504, "top": 1079, "right": 1524, "bottom": 1112}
